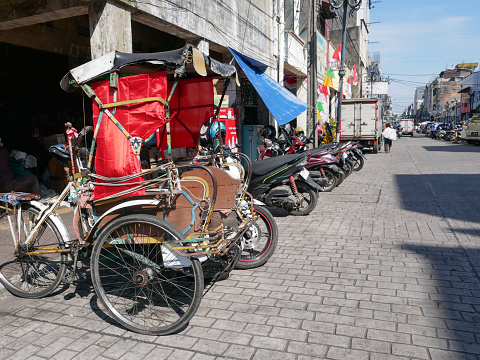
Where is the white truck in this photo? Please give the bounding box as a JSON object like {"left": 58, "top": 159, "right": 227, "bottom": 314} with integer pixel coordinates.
{"left": 399, "top": 118, "right": 415, "bottom": 137}
{"left": 339, "top": 98, "right": 382, "bottom": 153}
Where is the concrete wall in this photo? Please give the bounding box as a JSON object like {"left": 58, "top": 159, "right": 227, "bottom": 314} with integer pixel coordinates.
{"left": 121, "top": 0, "right": 274, "bottom": 67}
{"left": 285, "top": 31, "right": 307, "bottom": 75}
{"left": 0, "top": 0, "right": 278, "bottom": 129}
{"left": 0, "top": 0, "right": 275, "bottom": 66}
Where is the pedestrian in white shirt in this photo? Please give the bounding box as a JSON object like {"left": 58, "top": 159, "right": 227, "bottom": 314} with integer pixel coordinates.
{"left": 382, "top": 123, "right": 397, "bottom": 153}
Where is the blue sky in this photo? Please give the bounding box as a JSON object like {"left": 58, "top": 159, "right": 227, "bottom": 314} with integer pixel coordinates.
{"left": 368, "top": 0, "right": 480, "bottom": 114}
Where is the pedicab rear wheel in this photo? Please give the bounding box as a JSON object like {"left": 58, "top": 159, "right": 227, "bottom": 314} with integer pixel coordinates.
{"left": 90, "top": 214, "right": 203, "bottom": 335}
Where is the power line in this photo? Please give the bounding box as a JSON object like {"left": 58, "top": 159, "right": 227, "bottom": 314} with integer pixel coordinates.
{"left": 390, "top": 78, "right": 427, "bottom": 86}
{"left": 389, "top": 80, "right": 419, "bottom": 89}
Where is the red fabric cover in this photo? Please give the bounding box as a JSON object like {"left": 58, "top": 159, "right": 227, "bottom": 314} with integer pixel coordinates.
{"left": 91, "top": 72, "right": 167, "bottom": 200}
{"left": 158, "top": 77, "right": 214, "bottom": 153}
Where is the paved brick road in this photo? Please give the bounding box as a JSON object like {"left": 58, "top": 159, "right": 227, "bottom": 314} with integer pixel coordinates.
{"left": 1, "top": 135, "right": 480, "bottom": 360}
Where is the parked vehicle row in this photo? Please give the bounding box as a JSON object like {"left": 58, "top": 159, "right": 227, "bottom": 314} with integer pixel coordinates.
{"left": 418, "top": 114, "right": 480, "bottom": 145}
{"left": 0, "top": 45, "right": 283, "bottom": 336}
{"left": 256, "top": 124, "right": 367, "bottom": 193}
{"left": 0, "top": 44, "right": 369, "bottom": 337}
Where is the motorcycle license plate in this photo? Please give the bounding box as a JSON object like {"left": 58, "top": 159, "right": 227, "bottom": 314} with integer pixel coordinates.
{"left": 300, "top": 167, "right": 309, "bottom": 180}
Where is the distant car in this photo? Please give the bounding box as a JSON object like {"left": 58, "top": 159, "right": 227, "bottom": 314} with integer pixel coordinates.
{"left": 464, "top": 114, "right": 480, "bottom": 145}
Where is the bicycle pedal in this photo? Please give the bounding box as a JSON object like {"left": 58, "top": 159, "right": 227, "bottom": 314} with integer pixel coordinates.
{"left": 63, "top": 271, "right": 78, "bottom": 284}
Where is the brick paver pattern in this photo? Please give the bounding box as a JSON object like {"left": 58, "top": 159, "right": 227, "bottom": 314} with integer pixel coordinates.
{"left": 1, "top": 135, "right": 480, "bottom": 360}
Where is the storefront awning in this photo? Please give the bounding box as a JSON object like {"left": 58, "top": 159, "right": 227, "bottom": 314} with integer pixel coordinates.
{"left": 229, "top": 47, "right": 307, "bottom": 125}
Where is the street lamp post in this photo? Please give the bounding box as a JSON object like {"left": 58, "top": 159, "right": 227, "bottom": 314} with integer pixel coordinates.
{"left": 329, "top": 0, "right": 362, "bottom": 141}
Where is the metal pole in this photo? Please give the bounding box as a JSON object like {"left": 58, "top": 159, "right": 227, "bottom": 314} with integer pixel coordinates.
{"left": 307, "top": 0, "right": 317, "bottom": 144}
{"left": 335, "top": 1, "right": 348, "bottom": 141}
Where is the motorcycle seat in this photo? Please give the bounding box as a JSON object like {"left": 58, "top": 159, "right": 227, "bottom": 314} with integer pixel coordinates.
{"left": 49, "top": 144, "right": 88, "bottom": 164}
{"left": 305, "top": 143, "right": 338, "bottom": 156}
{"left": 251, "top": 153, "right": 305, "bottom": 176}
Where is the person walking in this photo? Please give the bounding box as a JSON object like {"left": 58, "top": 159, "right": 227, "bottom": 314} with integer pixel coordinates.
{"left": 382, "top": 123, "right": 397, "bottom": 153}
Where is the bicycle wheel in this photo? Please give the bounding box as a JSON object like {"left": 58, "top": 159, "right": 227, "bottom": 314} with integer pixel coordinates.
{"left": 0, "top": 204, "right": 67, "bottom": 298}
{"left": 236, "top": 205, "right": 278, "bottom": 270}
{"left": 90, "top": 214, "right": 204, "bottom": 335}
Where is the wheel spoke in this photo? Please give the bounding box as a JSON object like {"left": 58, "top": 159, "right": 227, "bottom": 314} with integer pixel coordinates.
{"left": 0, "top": 205, "right": 66, "bottom": 298}
{"left": 91, "top": 214, "right": 203, "bottom": 335}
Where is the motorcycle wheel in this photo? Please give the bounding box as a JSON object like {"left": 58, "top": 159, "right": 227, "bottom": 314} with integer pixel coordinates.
{"left": 320, "top": 168, "right": 338, "bottom": 191}
{"left": 289, "top": 182, "right": 318, "bottom": 216}
{"left": 308, "top": 169, "right": 337, "bottom": 192}
{"left": 336, "top": 169, "right": 346, "bottom": 187}
{"left": 236, "top": 205, "right": 278, "bottom": 270}
{"left": 352, "top": 156, "right": 364, "bottom": 171}
{"left": 344, "top": 162, "right": 353, "bottom": 177}
{"left": 201, "top": 242, "right": 241, "bottom": 281}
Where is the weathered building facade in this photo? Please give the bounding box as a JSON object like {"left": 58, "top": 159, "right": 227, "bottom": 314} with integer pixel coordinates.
{"left": 0, "top": 0, "right": 277, "bottom": 146}
{"left": 460, "top": 71, "right": 480, "bottom": 120}
{"left": 421, "top": 65, "right": 473, "bottom": 122}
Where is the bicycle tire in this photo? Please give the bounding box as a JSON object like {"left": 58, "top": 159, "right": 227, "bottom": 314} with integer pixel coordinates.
{"left": 0, "top": 204, "right": 67, "bottom": 298}
{"left": 236, "top": 205, "right": 278, "bottom": 270}
{"left": 90, "top": 214, "right": 203, "bottom": 335}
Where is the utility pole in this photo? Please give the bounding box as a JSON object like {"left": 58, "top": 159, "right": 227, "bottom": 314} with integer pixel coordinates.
{"left": 307, "top": 0, "right": 317, "bottom": 146}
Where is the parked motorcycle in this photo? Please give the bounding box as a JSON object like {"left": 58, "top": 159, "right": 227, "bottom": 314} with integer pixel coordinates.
{"left": 197, "top": 124, "right": 279, "bottom": 271}
{"left": 301, "top": 144, "right": 342, "bottom": 191}
{"left": 258, "top": 125, "right": 312, "bottom": 159}
{"left": 248, "top": 152, "right": 323, "bottom": 216}
{"left": 307, "top": 152, "right": 340, "bottom": 192}
{"left": 343, "top": 142, "right": 366, "bottom": 171}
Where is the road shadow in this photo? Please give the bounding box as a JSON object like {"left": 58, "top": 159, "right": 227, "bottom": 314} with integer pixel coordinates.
{"left": 395, "top": 174, "right": 480, "bottom": 224}
{"left": 449, "top": 228, "right": 480, "bottom": 238}
{"left": 402, "top": 244, "right": 480, "bottom": 359}
{"left": 422, "top": 145, "right": 480, "bottom": 153}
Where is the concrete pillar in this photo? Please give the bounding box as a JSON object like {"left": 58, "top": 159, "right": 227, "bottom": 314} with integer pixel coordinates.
{"left": 89, "top": 0, "right": 132, "bottom": 59}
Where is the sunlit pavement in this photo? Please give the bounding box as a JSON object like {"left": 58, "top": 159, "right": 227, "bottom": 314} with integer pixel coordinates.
{"left": 1, "top": 135, "right": 480, "bottom": 360}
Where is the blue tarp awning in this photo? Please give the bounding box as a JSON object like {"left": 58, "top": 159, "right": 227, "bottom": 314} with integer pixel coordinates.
{"left": 229, "top": 47, "right": 307, "bottom": 125}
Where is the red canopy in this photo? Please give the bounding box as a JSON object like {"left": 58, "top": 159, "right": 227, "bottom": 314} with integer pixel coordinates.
{"left": 91, "top": 71, "right": 168, "bottom": 200}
